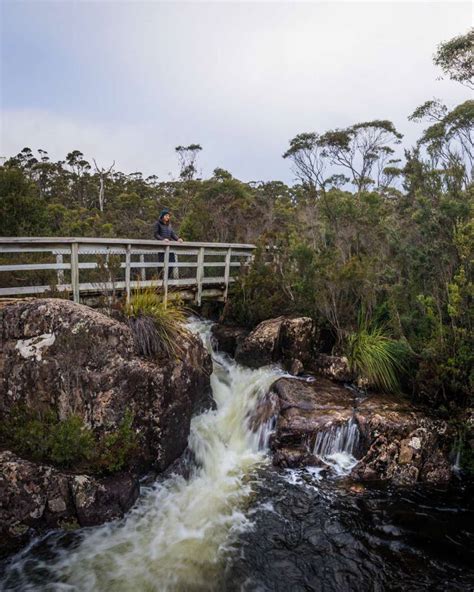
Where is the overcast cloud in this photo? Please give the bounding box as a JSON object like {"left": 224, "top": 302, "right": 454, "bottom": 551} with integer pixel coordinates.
{"left": 1, "top": 1, "right": 472, "bottom": 182}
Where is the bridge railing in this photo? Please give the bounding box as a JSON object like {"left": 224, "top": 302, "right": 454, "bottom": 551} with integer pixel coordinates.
{"left": 0, "top": 237, "right": 255, "bottom": 305}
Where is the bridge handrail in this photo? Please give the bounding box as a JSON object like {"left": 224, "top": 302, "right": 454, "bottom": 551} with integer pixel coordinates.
{"left": 0, "top": 237, "right": 256, "bottom": 305}
{"left": 0, "top": 237, "right": 255, "bottom": 249}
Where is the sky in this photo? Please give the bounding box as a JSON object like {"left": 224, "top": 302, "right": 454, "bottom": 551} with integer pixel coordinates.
{"left": 0, "top": 0, "right": 472, "bottom": 183}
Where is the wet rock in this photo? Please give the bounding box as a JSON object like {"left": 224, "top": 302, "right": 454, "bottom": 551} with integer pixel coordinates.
{"left": 235, "top": 316, "right": 316, "bottom": 372}
{"left": 265, "top": 377, "right": 454, "bottom": 484}
{"left": 210, "top": 324, "right": 248, "bottom": 357}
{"left": 71, "top": 473, "right": 139, "bottom": 527}
{"left": 0, "top": 298, "right": 212, "bottom": 472}
{"left": 0, "top": 450, "right": 139, "bottom": 556}
{"left": 268, "top": 377, "right": 355, "bottom": 467}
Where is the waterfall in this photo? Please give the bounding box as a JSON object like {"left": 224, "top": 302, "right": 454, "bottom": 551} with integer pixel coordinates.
{"left": 2, "top": 320, "right": 282, "bottom": 592}
{"left": 313, "top": 417, "right": 361, "bottom": 475}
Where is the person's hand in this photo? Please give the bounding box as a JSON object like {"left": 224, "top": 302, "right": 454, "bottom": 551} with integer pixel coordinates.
{"left": 164, "top": 238, "right": 169, "bottom": 242}
{"left": 178, "top": 238, "right": 184, "bottom": 242}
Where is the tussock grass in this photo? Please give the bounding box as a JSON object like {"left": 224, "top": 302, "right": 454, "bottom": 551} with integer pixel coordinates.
{"left": 346, "top": 320, "right": 411, "bottom": 393}
{"left": 124, "top": 285, "right": 189, "bottom": 358}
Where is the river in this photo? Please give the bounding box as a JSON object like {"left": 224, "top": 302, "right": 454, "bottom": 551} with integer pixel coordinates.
{"left": 1, "top": 320, "right": 473, "bottom": 591}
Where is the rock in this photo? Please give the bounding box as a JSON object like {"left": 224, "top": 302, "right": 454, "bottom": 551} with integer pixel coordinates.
{"left": 210, "top": 324, "right": 249, "bottom": 357}
{"left": 267, "top": 377, "right": 356, "bottom": 467}
{"left": 0, "top": 298, "right": 212, "bottom": 472}
{"left": 0, "top": 450, "right": 139, "bottom": 556}
{"left": 264, "top": 376, "right": 454, "bottom": 484}
{"left": 352, "top": 397, "right": 453, "bottom": 485}
{"left": 235, "top": 317, "right": 283, "bottom": 368}
{"left": 310, "top": 353, "right": 354, "bottom": 382}
{"left": 71, "top": 473, "right": 139, "bottom": 527}
{"left": 235, "top": 316, "right": 316, "bottom": 372}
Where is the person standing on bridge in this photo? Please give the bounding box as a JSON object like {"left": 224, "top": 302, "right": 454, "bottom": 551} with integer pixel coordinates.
{"left": 154, "top": 208, "right": 183, "bottom": 278}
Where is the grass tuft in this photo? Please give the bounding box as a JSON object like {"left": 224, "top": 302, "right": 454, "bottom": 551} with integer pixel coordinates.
{"left": 346, "top": 320, "right": 411, "bottom": 392}
{"left": 124, "top": 285, "right": 189, "bottom": 358}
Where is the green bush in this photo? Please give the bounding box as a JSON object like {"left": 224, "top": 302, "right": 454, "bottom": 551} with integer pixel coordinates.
{"left": 98, "top": 410, "right": 139, "bottom": 472}
{"left": 0, "top": 406, "right": 138, "bottom": 473}
{"left": 49, "top": 416, "right": 95, "bottom": 467}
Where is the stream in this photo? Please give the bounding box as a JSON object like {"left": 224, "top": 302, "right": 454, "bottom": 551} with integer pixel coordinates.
{"left": 1, "top": 320, "right": 473, "bottom": 591}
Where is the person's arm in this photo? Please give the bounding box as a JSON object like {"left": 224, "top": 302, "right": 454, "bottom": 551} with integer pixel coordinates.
{"left": 170, "top": 228, "right": 179, "bottom": 241}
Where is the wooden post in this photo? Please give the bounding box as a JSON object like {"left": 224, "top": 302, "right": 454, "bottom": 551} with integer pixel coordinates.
{"left": 56, "top": 253, "right": 65, "bottom": 286}
{"left": 223, "top": 247, "right": 232, "bottom": 301}
{"left": 70, "top": 242, "right": 80, "bottom": 303}
{"left": 195, "top": 247, "right": 205, "bottom": 306}
{"left": 163, "top": 245, "right": 170, "bottom": 307}
{"left": 140, "top": 253, "right": 146, "bottom": 282}
{"left": 125, "top": 244, "right": 131, "bottom": 305}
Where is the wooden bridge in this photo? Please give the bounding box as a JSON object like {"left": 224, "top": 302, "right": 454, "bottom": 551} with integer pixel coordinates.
{"left": 0, "top": 237, "right": 255, "bottom": 305}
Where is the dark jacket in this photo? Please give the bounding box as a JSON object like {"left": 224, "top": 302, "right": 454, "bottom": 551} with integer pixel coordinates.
{"left": 154, "top": 219, "right": 179, "bottom": 241}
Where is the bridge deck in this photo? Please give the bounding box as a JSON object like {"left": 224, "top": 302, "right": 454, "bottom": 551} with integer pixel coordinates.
{"left": 0, "top": 237, "right": 255, "bottom": 305}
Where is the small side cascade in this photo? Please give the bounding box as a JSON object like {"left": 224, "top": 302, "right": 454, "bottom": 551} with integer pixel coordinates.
{"left": 313, "top": 417, "right": 361, "bottom": 475}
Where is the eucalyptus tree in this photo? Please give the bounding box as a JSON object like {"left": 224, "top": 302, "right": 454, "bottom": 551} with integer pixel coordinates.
{"left": 93, "top": 159, "right": 115, "bottom": 212}
{"left": 175, "top": 144, "right": 202, "bottom": 181}
{"left": 434, "top": 28, "right": 474, "bottom": 90}
{"left": 409, "top": 99, "right": 474, "bottom": 188}
{"left": 282, "top": 132, "right": 327, "bottom": 194}
{"left": 319, "top": 120, "right": 403, "bottom": 193}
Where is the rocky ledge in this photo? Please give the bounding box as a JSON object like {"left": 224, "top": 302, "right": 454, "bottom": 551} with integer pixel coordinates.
{"left": 252, "top": 377, "right": 454, "bottom": 485}
{"left": 0, "top": 450, "right": 139, "bottom": 555}
{"left": 0, "top": 298, "right": 212, "bottom": 555}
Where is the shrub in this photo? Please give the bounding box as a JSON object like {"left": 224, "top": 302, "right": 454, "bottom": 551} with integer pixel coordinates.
{"left": 0, "top": 407, "right": 94, "bottom": 467}
{"left": 0, "top": 406, "right": 138, "bottom": 473}
{"left": 49, "top": 415, "right": 95, "bottom": 467}
{"left": 98, "top": 410, "right": 139, "bottom": 473}
{"left": 346, "top": 321, "right": 411, "bottom": 392}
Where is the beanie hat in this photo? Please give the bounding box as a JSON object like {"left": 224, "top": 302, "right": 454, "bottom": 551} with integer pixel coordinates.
{"left": 159, "top": 208, "right": 170, "bottom": 220}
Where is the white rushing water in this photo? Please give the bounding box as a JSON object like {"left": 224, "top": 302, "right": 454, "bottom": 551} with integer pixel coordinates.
{"left": 4, "top": 320, "right": 282, "bottom": 592}
{"left": 313, "top": 417, "right": 361, "bottom": 475}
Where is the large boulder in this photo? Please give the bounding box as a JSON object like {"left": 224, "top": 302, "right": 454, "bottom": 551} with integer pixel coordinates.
{"left": 257, "top": 376, "right": 453, "bottom": 484}
{"left": 210, "top": 324, "right": 249, "bottom": 357}
{"left": 235, "top": 316, "right": 316, "bottom": 373}
{"left": 0, "top": 298, "right": 212, "bottom": 472}
{"left": 0, "top": 450, "right": 139, "bottom": 556}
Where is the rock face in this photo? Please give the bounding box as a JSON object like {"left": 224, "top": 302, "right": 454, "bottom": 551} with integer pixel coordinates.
{"left": 235, "top": 316, "right": 316, "bottom": 373}
{"left": 260, "top": 377, "right": 453, "bottom": 484}
{"left": 0, "top": 450, "right": 139, "bottom": 556}
{"left": 210, "top": 324, "right": 248, "bottom": 357}
{"left": 0, "top": 298, "right": 212, "bottom": 472}
{"left": 0, "top": 298, "right": 212, "bottom": 555}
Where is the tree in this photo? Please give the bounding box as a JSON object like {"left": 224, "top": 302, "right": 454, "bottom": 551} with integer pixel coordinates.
{"left": 434, "top": 29, "right": 474, "bottom": 90}
{"left": 320, "top": 120, "right": 403, "bottom": 193}
{"left": 175, "top": 144, "right": 202, "bottom": 181}
{"left": 409, "top": 100, "right": 474, "bottom": 188}
{"left": 283, "top": 133, "right": 327, "bottom": 193}
{"left": 93, "top": 160, "right": 115, "bottom": 212}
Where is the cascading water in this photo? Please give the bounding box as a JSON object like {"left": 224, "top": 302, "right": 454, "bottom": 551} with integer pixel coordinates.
{"left": 313, "top": 417, "right": 361, "bottom": 475}
{"left": 1, "top": 320, "right": 282, "bottom": 592}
